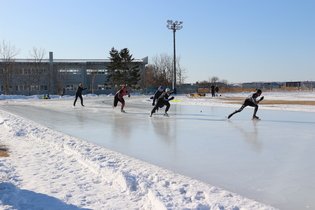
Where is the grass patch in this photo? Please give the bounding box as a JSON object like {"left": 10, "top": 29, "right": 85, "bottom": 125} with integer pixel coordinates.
{"left": 218, "top": 97, "right": 315, "bottom": 105}
{"left": 0, "top": 145, "right": 9, "bottom": 157}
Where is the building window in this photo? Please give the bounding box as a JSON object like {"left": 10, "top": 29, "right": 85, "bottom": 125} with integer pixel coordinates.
{"left": 97, "top": 85, "right": 105, "bottom": 90}
{"left": 87, "top": 69, "right": 106, "bottom": 75}
{"left": 59, "top": 69, "right": 81, "bottom": 74}
{"left": 66, "top": 85, "right": 74, "bottom": 90}
{"left": 41, "top": 85, "right": 47, "bottom": 90}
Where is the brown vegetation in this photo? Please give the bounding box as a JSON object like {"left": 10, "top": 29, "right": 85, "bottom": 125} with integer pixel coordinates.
{"left": 199, "top": 86, "right": 312, "bottom": 94}
{"left": 218, "top": 97, "right": 315, "bottom": 106}
{"left": 0, "top": 146, "right": 9, "bottom": 157}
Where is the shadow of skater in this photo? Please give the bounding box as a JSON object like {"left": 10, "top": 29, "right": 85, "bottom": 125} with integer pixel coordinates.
{"left": 0, "top": 182, "right": 92, "bottom": 210}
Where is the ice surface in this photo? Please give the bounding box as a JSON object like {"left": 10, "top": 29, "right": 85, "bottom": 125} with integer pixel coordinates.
{"left": 1, "top": 95, "right": 315, "bottom": 209}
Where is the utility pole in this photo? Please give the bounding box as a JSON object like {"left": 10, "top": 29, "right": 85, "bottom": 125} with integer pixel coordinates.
{"left": 166, "top": 20, "right": 183, "bottom": 94}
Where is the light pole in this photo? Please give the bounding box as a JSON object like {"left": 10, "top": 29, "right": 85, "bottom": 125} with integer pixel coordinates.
{"left": 166, "top": 20, "right": 183, "bottom": 94}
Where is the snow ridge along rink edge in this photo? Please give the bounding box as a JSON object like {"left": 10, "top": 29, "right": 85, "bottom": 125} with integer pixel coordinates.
{"left": 0, "top": 110, "right": 277, "bottom": 210}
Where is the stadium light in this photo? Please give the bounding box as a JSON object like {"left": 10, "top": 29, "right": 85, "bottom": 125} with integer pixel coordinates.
{"left": 166, "top": 20, "right": 183, "bottom": 94}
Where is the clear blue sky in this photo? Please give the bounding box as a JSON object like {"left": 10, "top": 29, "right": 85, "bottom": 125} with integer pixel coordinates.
{"left": 1, "top": 0, "right": 314, "bottom": 83}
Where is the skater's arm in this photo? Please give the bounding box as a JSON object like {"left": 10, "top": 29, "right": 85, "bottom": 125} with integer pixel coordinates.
{"left": 249, "top": 93, "right": 259, "bottom": 104}
{"left": 163, "top": 94, "right": 174, "bottom": 101}
{"left": 257, "top": 96, "right": 264, "bottom": 103}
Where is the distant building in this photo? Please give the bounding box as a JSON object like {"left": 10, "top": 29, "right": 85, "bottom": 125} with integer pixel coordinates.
{"left": 285, "top": 81, "right": 301, "bottom": 88}
{"left": 0, "top": 52, "right": 148, "bottom": 95}
{"left": 301, "top": 81, "right": 314, "bottom": 89}
{"left": 242, "top": 82, "right": 283, "bottom": 90}
{"left": 178, "top": 83, "right": 199, "bottom": 94}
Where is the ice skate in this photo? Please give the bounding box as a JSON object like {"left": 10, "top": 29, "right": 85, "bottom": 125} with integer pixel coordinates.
{"left": 252, "top": 115, "right": 260, "bottom": 120}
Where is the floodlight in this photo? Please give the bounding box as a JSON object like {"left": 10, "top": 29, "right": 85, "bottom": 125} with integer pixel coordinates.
{"left": 165, "top": 20, "right": 183, "bottom": 94}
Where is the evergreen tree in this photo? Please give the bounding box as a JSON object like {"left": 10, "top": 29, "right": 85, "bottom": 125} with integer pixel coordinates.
{"left": 106, "top": 47, "right": 140, "bottom": 88}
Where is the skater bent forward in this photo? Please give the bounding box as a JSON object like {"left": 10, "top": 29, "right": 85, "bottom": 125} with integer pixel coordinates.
{"left": 152, "top": 86, "right": 165, "bottom": 106}
{"left": 150, "top": 88, "right": 174, "bottom": 117}
{"left": 113, "top": 86, "right": 130, "bottom": 112}
{"left": 228, "top": 89, "right": 264, "bottom": 120}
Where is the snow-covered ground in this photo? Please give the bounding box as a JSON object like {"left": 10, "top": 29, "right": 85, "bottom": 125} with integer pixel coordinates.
{"left": 0, "top": 91, "right": 314, "bottom": 210}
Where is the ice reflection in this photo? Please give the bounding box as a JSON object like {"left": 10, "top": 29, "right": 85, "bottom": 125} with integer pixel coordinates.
{"left": 228, "top": 120, "right": 262, "bottom": 153}
{"left": 150, "top": 118, "right": 177, "bottom": 145}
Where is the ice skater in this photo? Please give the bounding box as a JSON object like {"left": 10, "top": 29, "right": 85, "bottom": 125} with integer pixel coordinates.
{"left": 73, "top": 83, "right": 87, "bottom": 106}
{"left": 215, "top": 85, "right": 219, "bottom": 97}
{"left": 113, "top": 86, "right": 130, "bottom": 113}
{"left": 152, "top": 86, "right": 165, "bottom": 106}
{"left": 150, "top": 88, "right": 174, "bottom": 117}
{"left": 211, "top": 85, "right": 215, "bottom": 97}
{"left": 228, "top": 89, "right": 264, "bottom": 120}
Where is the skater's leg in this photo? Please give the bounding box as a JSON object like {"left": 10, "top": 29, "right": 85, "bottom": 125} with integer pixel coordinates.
{"left": 120, "top": 98, "right": 125, "bottom": 108}
{"left": 164, "top": 101, "right": 170, "bottom": 113}
{"left": 150, "top": 106, "right": 158, "bottom": 116}
{"left": 228, "top": 101, "right": 248, "bottom": 119}
{"left": 120, "top": 98, "right": 125, "bottom": 112}
{"left": 73, "top": 95, "right": 78, "bottom": 106}
{"left": 150, "top": 100, "right": 162, "bottom": 116}
{"left": 113, "top": 96, "right": 119, "bottom": 107}
{"left": 253, "top": 105, "right": 258, "bottom": 118}
{"left": 79, "top": 95, "right": 84, "bottom": 106}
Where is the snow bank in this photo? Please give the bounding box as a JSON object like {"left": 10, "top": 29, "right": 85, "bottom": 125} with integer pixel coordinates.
{"left": 0, "top": 109, "right": 276, "bottom": 209}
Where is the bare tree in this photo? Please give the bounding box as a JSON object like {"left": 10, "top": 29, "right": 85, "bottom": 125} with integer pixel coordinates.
{"left": 28, "top": 47, "right": 48, "bottom": 94}
{"left": 176, "top": 56, "right": 187, "bottom": 86}
{"left": 52, "top": 63, "right": 69, "bottom": 95}
{"left": 209, "top": 76, "right": 219, "bottom": 85}
{"left": 145, "top": 53, "right": 187, "bottom": 88}
{"left": 0, "top": 40, "right": 20, "bottom": 94}
{"left": 220, "top": 79, "right": 231, "bottom": 92}
{"left": 12, "top": 63, "right": 25, "bottom": 94}
{"left": 150, "top": 53, "right": 172, "bottom": 87}
{"left": 20, "top": 62, "right": 33, "bottom": 96}
{"left": 87, "top": 68, "right": 98, "bottom": 94}
{"left": 142, "top": 64, "right": 157, "bottom": 87}
{"left": 196, "top": 80, "right": 210, "bottom": 88}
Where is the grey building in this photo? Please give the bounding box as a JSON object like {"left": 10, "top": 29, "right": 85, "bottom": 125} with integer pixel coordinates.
{"left": 242, "top": 82, "right": 283, "bottom": 90}
{"left": 0, "top": 52, "right": 148, "bottom": 95}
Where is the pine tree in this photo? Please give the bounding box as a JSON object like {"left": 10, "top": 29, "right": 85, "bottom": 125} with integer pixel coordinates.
{"left": 106, "top": 47, "right": 140, "bottom": 88}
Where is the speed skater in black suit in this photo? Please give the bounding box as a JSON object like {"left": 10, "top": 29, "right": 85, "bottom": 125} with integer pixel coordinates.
{"left": 228, "top": 89, "right": 264, "bottom": 120}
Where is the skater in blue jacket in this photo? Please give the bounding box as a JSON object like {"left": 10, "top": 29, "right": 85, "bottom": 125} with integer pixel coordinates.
{"left": 228, "top": 89, "right": 264, "bottom": 120}
{"left": 152, "top": 86, "right": 165, "bottom": 106}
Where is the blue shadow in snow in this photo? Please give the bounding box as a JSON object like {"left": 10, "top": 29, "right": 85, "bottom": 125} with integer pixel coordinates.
{"left": 0, "top": 182, "right": 92, "bottom": 210}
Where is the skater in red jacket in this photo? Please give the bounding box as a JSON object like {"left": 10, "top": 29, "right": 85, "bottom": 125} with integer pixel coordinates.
{"left": 228, "top": 89, "right": 264, "bottom": 120}
{"left": 113, "top": 86, "right": 130, "bottom": 112}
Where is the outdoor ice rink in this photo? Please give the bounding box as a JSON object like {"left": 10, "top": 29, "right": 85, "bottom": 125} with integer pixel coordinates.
{"left": 1, "top": 95, "right": 314, "bottom": 210}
